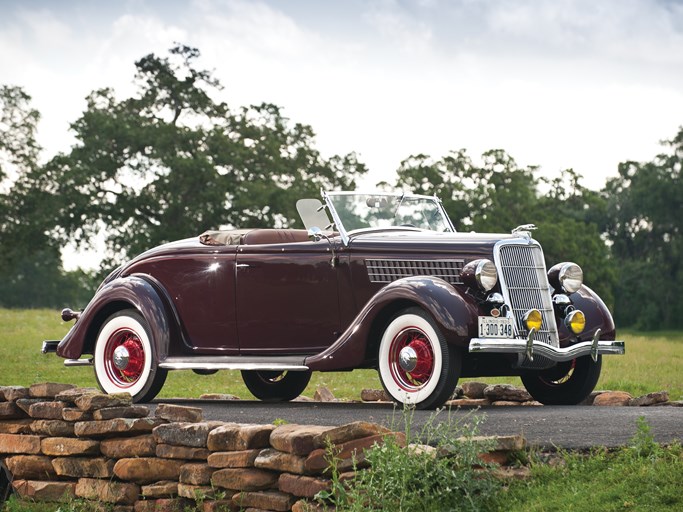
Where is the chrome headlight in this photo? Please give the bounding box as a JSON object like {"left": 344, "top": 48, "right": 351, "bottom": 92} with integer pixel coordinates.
{"left": 463, "top": 259, "right": 498, "bottom": 291}
{"left": 548, "top": 262, "right": 583, "bottom": 294}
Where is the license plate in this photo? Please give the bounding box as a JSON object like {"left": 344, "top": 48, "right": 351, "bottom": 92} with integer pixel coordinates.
{"left": 478, "top": 316, "right": 514, "bottom": 338}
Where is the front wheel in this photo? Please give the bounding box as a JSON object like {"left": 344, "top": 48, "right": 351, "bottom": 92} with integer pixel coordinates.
{"left": 521, "top": 355, "right": 602, "bottom": 405}
{"left": 378, "top": 307, "right": 461, "bottom": 410}
{"left": 241, "top": 370, "right": 312, "bottom": 402}
{"left": 93, "top": 309, "right": 167, "bottom": 403}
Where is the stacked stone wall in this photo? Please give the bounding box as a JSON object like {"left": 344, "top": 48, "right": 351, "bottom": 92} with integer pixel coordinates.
{"left": 0, "top": 384, "right": 525, "bottom": 511}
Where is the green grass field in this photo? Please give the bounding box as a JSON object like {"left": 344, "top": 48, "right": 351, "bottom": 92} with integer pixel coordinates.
{"left": 0, "top": 309, "right": 681, "bottom": 401}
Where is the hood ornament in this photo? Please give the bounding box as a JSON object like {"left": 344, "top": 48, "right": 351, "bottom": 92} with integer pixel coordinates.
{"left": 512, "top": 224, "right": 537, "bottom": 240}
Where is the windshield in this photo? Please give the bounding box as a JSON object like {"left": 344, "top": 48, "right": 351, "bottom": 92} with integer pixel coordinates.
{"left": 325, "top": 193, "right": 454, "bottom": 235}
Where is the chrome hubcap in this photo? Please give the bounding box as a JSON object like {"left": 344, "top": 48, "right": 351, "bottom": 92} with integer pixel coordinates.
{"left": 113, "top": 345, "right": 130, "bottom": 370}
{"left": 398, "top": 346, "right": 418, "bottom": 372}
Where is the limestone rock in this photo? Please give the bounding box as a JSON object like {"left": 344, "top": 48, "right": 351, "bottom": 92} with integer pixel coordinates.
{"left": 4, "top": 455, "right": 57, "bottom": 479}
{"left": 483, "top": 384, "right": 532, "bottom": 403}
{"left": 179, "top": 463, "right": 214, "bottom": 485}
{"left": 445, "top": 398, "right": 491, "bottom": 407}
{"left": 154, "top": 421, "right": 225, "bottom": 448}
{"left": 207, "top": 449, "right": 261, "bottom": 469}
{"left": 199, "top": 393, "right": 240, "bottom": 400}
{"left": 141, "top": 481, "right": 179, "bottom": 499}
{"left": 75, "top": 392, "right": 133, "bottom": 411}
{"left": 593, "top": 391, "right": 633, "bottom": 406}
{"left": 52, "top": 457, "right": 115, "bottom": 478}
{"left": 31, "top": 419, "right": 75, "bottom": 437}
{"left": 0, "top": 419, "right": 33, "bottom": 434}
{"left": 629, "top": 391, "right": 669, "bottom": 406}
{"left": 177, "top": 483, "right": 219, "bottom": 500}
{"left": 0, "top": 386, "right": 29, "bottom": 402}
{"left": 278, "top": 474, "right": 331, "bottom": 498}
{"left": 41, "top": 437, "right": 100, "bottom": 457}
{"left": 93, "top": 405, "right": 150, "bottom": 420}
{"left": 460, "top": 381, "right": 489, "bottom": 399}
{"left": 27, "top": 401, "right": 65, "bottom": 419}
{"left": 207, "top": 423, "right": 275, "bottom": 451}
{"left": 254, "top": 448, "right": 307, "bottom": 474}
{"left": 211, "top": 468, "right": 278, "bottom": 492}
{"left": 313, "top": 386, "right": 335, "bottom": 402}
{"left": 313, "top": 421, "right": 390, "bottom": 448}
{"left": 101, "top": 435, "right": 157, "bottom": 458}
{"left": 29, "top": 382, "right": 75, "bottom": 399}
{"left": 0, "top": 401, "right": 27, "bottom": 419}
{"left": 12, "top": 480, "right": 76, "bottom": 502}
{"left": 269, "top": 424, "right": 332, "bottom": 455}
{"left": 360, "top": 389, "right": 390, "bottom": 402}
{"left": 579, "top": 390, "right": 604, "bottom": 406}
{"left": 114, "top": 458, "right": 183, "bottom": 484}
{"left": 156, "top": 443, "right": 210, "bottom": 460}
{"left": 0, "top": 433, "right": 41, "bottom": 454}
{"left": 155, "top": 403, "right": 203, "bottom": 423}
{"left": 76, "top": 478, "right": 140, "bottom": 505}
{"left": 232, "top": 490, "right": 295, "bottom": 512}
{"left": 15, "top": 398, "right": 45, "bottom": 415}
{"left": 75, "top": 417, "right": 165, "bottom": 438}
{"left": 305, "top": 432, "right": 407, "bottom": 474}
{"left": 62, "top": 408, "right": 94, "bottom": 422}
{"left": 54, "top": 387, "right": 100, "bottom": 404}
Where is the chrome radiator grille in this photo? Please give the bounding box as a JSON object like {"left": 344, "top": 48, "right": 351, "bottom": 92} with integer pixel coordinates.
{"left": 365, "top": 259, "right": 464, "bottom": 285}
{"left": 495, "top": 242, "right": 558, "bottom": 368}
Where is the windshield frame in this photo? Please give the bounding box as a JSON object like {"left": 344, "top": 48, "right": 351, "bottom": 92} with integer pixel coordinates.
{"left": 322, "top": 191, "right": 456, "bottom": 246}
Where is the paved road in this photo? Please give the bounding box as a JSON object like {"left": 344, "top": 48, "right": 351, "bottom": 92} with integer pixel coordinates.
{"left": 152, "top": 399, "right": 683, "bottom": 450}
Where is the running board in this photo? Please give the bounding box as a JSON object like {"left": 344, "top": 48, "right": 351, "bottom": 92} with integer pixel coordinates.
{"left": 159, "top": 356, "right": 309, "bottom": 372}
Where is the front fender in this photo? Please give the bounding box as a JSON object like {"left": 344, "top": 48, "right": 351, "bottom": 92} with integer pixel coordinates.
{"left": 567, "top": 284, "right": 617, "bottom": 341}
{"left": 305, "top": 276, "right": 478, "bottom": 371}
{"left": 56, "top": 275, "right": 175, "bottom": 361}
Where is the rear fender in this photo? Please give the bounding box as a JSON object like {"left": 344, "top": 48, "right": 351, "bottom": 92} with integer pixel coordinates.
{"left": 305, "top": 276, "right": 478, "bottom": 371}
{"left": 56, "top": 275, "right": 177, "bottom": 361}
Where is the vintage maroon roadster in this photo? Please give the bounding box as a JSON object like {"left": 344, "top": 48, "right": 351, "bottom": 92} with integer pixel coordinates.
{"left": 43, "top": 191, "right": 624, "bottom": 408}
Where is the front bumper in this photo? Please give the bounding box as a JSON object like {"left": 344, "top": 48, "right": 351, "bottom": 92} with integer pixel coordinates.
{"left": 469, "top": 332, "right": 624, "bottom": 362}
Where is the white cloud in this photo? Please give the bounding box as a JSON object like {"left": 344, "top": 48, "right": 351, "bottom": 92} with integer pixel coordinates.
{"left": 0, "top": 0, "right": 681, "bottom": 192}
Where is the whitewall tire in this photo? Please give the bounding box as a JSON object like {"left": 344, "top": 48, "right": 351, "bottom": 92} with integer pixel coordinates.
{"left": 378, "top": 307, "right": 460, "bottom": 409}
{"left": 94, "top": 309, "right": 167, "bottom": 402}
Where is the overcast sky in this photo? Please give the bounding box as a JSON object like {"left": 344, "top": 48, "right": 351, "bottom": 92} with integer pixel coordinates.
{"left": 2, "top": 0, "right": 683, "bottom": 191}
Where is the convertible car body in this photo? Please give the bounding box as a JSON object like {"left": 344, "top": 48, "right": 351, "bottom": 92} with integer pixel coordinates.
{"left": 43, "top": 191, "right": 624, "bottom": 408}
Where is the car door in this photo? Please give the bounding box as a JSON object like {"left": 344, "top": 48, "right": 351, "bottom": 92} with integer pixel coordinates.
{"left": 235, "top": 238, "right": 341, "bottom": 355}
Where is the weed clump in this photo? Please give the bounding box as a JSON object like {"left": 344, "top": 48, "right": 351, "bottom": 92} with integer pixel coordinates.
{"left": 316, "top": 407, "right": 502, "bottom": 511}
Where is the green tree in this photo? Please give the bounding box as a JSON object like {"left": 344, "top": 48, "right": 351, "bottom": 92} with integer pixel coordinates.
{"left": 394, "top": 149, "right": 615, "bottom": 305}
{"left": 32, "top": 44, "right": 366, "bottom": 268}
{"left": 603, "top": 127, "right": 683, "bottom": 329}
{"left": 0, "top": 85, "right": 93, "bottom": 308}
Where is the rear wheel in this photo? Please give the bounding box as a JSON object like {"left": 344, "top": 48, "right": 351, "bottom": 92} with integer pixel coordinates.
{"left": 241, "top": 370, "right": 312, "bottom": 402}
{"left": 378, "top": 307, "right": 461, "bottom": 409}
{"left": 521, "top": 355, "right": 602, "bottom": 405}
{"left": 93, "top": 309, "right": 167, "bottom": 403}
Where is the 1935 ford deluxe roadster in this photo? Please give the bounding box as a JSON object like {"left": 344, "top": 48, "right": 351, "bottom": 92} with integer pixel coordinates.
{"left": 43, "top": 191, "right": 624, "bottom": 409}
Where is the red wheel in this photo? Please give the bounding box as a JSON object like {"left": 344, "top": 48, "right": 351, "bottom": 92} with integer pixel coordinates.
{"left": 94, "top": 309, "right": 167, "bottom": 402}
{"left": 378, "top": 307, "right": 460, "bottom": 409}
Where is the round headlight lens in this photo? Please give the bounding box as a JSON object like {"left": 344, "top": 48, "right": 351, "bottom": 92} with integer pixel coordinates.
{"left": 475, "top": 259, "right": 498, "bottom": 291}
{"left": 523, "top": 309, "right": 542, "bottom": 331}
{"left": 565, "top": 310, "right": 586, "bottom": 334}
{"left": 559, "top": 263, "right": 583, "bottom": 293}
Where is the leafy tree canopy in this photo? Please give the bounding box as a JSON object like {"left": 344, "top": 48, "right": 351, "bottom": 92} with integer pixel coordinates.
{"left": 394, "top": 149, "right": 615, "bottom": 305}
{"left": 29, "top": 44, "right": 367, "bottom": 267}
{"left": 603, "top": 127, "right": 683, "bottom": 329}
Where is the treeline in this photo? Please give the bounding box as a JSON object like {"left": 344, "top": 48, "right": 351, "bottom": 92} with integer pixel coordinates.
{"left": 0, "top": 45, "right": 680, "bottom": 330}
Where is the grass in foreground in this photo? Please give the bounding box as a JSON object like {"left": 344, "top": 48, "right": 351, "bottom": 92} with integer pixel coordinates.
{"left": 495, "top": 418, "right": 683, "bottom": 512}
{"left": 0, "top": 309, "right": 681, "bottom": 401}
